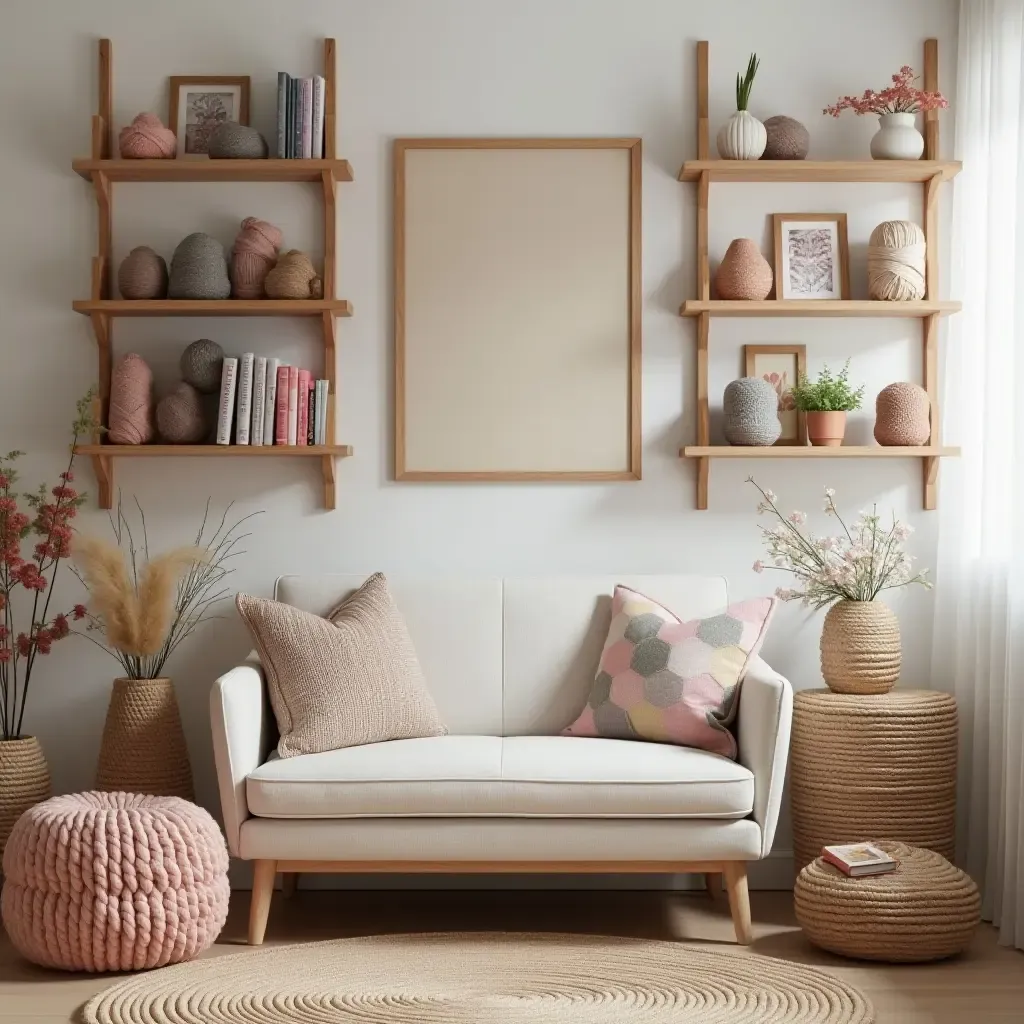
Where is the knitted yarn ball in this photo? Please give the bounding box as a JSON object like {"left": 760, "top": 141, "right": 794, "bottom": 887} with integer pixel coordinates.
{"left": 156, "top": 382, "right": 207, "bottom": 444}
{"left": 117, "top": 246, "right": 168, "bottom": 299}
{"left": 108, "top": 353, "right": 154, "bottom": 444}
{"left": 723, "top": 378, "right": 781, "bottom": 446}
{"left": 716, "top": 239, "right": 773, "bottom": 301}
{"left": 0, "top": 791, "right": 228, "bottom": 972}
{"left": 875, "top": 382, "right": 931, "bottom": 446}
{"left": 168, "top": 233, "right": 231, "bottom": 300}
{"left": 231, "top": 217, "right": 283, "bottom": 298}
{"left": 118, "top": 112, "right": 176, "bottom": 159}
{"left": 208, "top": 121, "right": 269, "bottom": 159}
{"left": 762, "top": 115, "right": 810, "bottom": 160}
{"left": 264, "top": 249, "right": 323, "bottom": 299}
{"left": 868, "top": 220, "right": 926, "bottom": 301}
{"left": 180, "top": 338, "right": 225, "bottom": 394}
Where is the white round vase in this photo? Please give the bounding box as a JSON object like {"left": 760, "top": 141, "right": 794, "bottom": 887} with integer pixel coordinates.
{"left": 717, "top": 110, "right": 767, "bottom": 160}
{"left": 870, "top": 112, "right": 924, "bottom": 160}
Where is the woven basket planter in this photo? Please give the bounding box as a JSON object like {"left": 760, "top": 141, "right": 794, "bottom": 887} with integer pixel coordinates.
{"left": 0, "top": 736, "right": 51, "bottom": 859}
{"left": 96, "top": 678, "right": 194, "bottom": 800}
{"left": 820, "top": 599, "right": 900, "bottom": 694}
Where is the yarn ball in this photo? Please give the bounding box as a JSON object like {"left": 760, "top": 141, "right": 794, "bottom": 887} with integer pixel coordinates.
{"left": 156, "top": 383, "right": 207, "bottom": 444}
{"left": 716, "top": 238, "right": 773, "bottom": 300}
{"left": 868, "top": 220, "right": 926, "bottom": 301}
{"left": 264, "top": 249, "right": 323, "bottom": 299}
{"left": 117, "top": 246, "right": 168, "bottom": 299}
{"left": 231, "top": 217, "right": 283, "bottom": 299}
{"left": 762, "top": 116, "right": 810, "bottom": 160}
{"left": 108, "top": 353, "right": 154, "bottom": 445}
{"left": 168, "top": 233, "right": 231, "bottom": 300}
{"left": 180, "top": 339, "right": 225, "bottom": 394}
{"left": 875, "top": 382, "right": 931, "bottom": 446}
{"left": 208, "top": 121, "right": 269, "bottom": 159}
{"left": 118, "top": 113, "right": 176, "bottom": 159}
{"left": 723, "top": 377, "right": 781, "bottom": 446}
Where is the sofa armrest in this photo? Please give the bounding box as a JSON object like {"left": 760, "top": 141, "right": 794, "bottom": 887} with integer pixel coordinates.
{"left": 737, "top": 655, "right": 793, "bottom": 858}
{"left": 210, "top": 658, "right": 272, "bottom": 857}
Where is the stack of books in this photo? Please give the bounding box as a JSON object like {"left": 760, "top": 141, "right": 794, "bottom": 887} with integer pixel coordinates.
{"left": 276, "top": 73, "right": 326, "bottom": 159}
{"left": 217, "top": 356, "right": 330, "bottom": 446}
{"left": 820, "top": 843, "right": 898, "bottom": 877}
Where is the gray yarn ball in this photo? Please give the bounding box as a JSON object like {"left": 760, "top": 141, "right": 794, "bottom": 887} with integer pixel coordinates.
{"left": 156, "top": 382, "right": 207, "bottom": 444}
{"left": 168, "top": 233, "right": 231, "bottom": 300}
{"left": 180, "top": 338, "right": 225, "bottom": 394}
{"left": 208, "top": 122, "right": 269, "bottom": 159}
{"left": 762, "top": 115, "right": 810, "bottom": 160}
{"left": 723, "top": 378, "right": 782, "bottom": 446}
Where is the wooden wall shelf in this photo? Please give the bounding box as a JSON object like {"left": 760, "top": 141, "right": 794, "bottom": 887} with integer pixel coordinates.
{"left": 76, "top": 444, "right": 354, "bottom": 458}
{"left": 680, "top": 446, "right": 960, "bottom": 459}
{"left": 678, "top": 160, "right": 961, "bottom": 184}
{"left": 74, "top": 299, "right": 353, "bottom": 318}
{"left": 73, "top": 158, "right": 353, "bottom": 183}
{"left": 680, "top": 300, "right": 960, "bottom": 319}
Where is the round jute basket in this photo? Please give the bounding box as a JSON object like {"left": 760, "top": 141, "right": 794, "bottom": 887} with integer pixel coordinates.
{"left": 820, "top": 599, "right": 901, "bottom": 694}
{"left": 791, "top": 689, "right": 957, "bottom": 871}
{"left": 95, "top": 678, "right": 194, "bottom": 800}
{"left": 0, "top": 736, "right": 51, "bottom": 859}
{"left": 795, "top": 842, "right": 979, "bottom": 962}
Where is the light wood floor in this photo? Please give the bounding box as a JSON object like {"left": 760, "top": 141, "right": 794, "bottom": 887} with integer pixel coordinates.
{"left": 2, "top": 888, "right": 1022, "bottom": 1022}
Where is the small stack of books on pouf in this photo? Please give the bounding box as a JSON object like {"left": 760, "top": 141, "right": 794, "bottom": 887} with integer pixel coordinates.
{"left": 820, "top": 843, "right": 897, "bottom": 877}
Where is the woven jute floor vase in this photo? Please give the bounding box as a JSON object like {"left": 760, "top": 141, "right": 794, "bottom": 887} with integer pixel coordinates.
{"left": 795, "top": 842, "right": 980, "bottom": 962}
{"left": 791, "top": 689, "right": 957, "bottom": 871}
{"left": 96, "top": 678, "right": 194, "bottom": 800}
{"left": 820, "top": 600, "right": 901, "bottom": 694}
{"left": 0, "top": 736, "right": 51, "bottom": 859}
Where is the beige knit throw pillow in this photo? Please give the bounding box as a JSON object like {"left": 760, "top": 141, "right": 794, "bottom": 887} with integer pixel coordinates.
{"left": 236, "top": 573, "right": 446, "bottom": 757}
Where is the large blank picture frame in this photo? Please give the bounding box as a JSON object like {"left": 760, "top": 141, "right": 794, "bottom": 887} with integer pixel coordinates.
{"left": 395, "top": 138, "right": 642, "bottom": 480}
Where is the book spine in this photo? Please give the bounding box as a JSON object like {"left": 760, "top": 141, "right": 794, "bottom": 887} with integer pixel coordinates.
{"left": 216, "top": 358, "right": 238, "bottom": 445}
{"left": 292, "top": 79, "right": 302, "bottom": 159}
{"left": 235, "top": 353, "right": 254, "bottom": 445}
{"left": 287, "top": 366, "right": 299, "bottom": 444}
{"left": 263, "top": 357, "right": 280, "bottom": 444}
{"left": 313, "top": 379, "right": 322, "bottom": 445}
{"left": 286, "top": 79, "right": 295, "bottom": 158}
{"left": 311, "top": 76, "right": 325, "bottom": 159}
{"left": 276, "top": 73, "right": 289, "bottom": 159}
{"left": 274, "top": 365, "right": 289, "bottom": 444}
{"left": 306, "top": 378, "right": 316, "bottom": 445}
{"left": 296, "top": 369, "right": 310, "bottom": 445}
{"left": 251, "top": 356, "right": 267, "bottom": 447}
{"left": 300, "top": 78, "right": 313, "bottom": 159}
{"left": 319, "top": 379, "right": 329, "bottom": 444}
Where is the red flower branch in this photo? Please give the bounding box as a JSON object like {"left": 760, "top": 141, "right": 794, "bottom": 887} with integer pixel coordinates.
{"left": 824, "top": 66, "right": 949, "bottom": 117}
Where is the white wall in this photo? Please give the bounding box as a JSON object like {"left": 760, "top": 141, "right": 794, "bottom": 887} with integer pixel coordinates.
{"left": 0, "top": 0, "right": 958, "bottom": 886}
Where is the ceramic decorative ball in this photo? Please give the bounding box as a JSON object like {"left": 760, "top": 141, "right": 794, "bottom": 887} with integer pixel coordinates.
{"left": 715, "top": 239, "right": 773, "bottom": 300}
{"left": 208, "top": 122, "right": 269, "bottom": 159}
{"left": 156, "top": 383, "right": 207, "bottom": 444}
{"left": 874, "top": 382, "right": 931, "bottom": 446}
{"left": 180, "top": 339, "right": 225, "bottom": 394}
{"left": 762, "top": 115, "right": 810, "bottom": 159}
{"left": 168, "top": 233, "right": 231, "bottom": 300}
{"left": 723, "top": 378, "right": 781, "bottom": 446}
{"left": 118, "top": 246, "right": 168, "bottom": 299}
{"left": 868, "top": 220, "right": 926, "bottom": 301}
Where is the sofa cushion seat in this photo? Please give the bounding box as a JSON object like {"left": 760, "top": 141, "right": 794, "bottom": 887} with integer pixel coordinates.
{"left": 245, "top": 735, "right": 754, "bottom": 819}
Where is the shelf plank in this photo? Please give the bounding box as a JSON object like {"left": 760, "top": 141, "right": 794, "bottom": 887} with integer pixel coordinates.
{"left": 678, "top": 160, "right": 961, "bottom": 183}
{"left": 73, "top": 299, "right": 353, "bottom": 318}
{"left": 679, "top": 300, "right": 960, "bottom": 319}
{"left": 76, "top": 444, "right": 354, "bottom": 458}
{"left": 73, "top": 158, "right": 354, "bottom": 183}
{"left": 680, "top": 445, "right": 960, "bottom": 459}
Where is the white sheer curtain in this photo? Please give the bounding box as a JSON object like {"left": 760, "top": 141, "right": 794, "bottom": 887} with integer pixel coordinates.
{"left": 931, "top": 0, "right": 1024, "bottom": 950}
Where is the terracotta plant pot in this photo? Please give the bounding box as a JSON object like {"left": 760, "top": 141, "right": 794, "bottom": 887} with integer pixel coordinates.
{"left": 0, "top": 736, "right": 51, "bottom": 858}
{"left": 805, "top": 410, "right": 847, "bottom": 447}
{"left": 820, "top": 599, "right": 901, "bottom": 694}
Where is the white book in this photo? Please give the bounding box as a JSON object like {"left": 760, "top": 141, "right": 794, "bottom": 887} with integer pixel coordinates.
{"left": 251, "top": 357, "right": 267, "bottom": 447}
{"left": 215, "top": 358, "right": 238, "bottom": 445}
{"left": 313, "top": 379, "right": 322, "bottom": 445}
{"left": 262, "top": 358, "right": 280, "bottom": 445}
{"left": 317, "top": 379, "right": 329, "bottom": 444}
{"left": 287, "top": 367, "right": 299, "bottom": 445}
{"left": 235, "top": 352, "right": 255, "bottom": 445}
{"left": 312, "top": 76, "right": 325, "bottom": 159}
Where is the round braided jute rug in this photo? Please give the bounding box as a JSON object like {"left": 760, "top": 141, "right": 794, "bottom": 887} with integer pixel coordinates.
{"left": 83, "top": 932, "right": 874, "bottom": 1024}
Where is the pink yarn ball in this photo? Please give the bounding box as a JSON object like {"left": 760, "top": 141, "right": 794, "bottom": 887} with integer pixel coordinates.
{"left": 119, "top": 113, "right": 176, "bottom": 159}
{"left": 108, "top": 353, "right": 154, "bottom": 444}
{"left": 231, "top": 217, "right": 283, "bottom": 299}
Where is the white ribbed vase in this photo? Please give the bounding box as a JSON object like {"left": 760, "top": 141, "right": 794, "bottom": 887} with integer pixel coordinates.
{"left": 717, "top": 110, "right": 767, "bottom": 160}
{"left": 870, "top": 112, "right": 924, "bottom": 160}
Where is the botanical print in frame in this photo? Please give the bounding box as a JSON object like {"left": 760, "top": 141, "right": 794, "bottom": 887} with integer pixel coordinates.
{"left": 744, "top": 344, "right": 807, "bottom": 445}
{"left": 772, "top": 213, "right": 850, "bottom": 300}
{"left": 169, "top": 76, "right": 250, "bottom": 158}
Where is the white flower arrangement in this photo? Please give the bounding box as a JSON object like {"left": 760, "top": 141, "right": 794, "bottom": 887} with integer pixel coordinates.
{"left": 749, "top": 477, "right": 931, "bottom": 609}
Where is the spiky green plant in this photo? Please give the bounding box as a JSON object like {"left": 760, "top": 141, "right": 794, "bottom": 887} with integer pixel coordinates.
{"left": 735, "top": 53, "right": 760, "bottom": 111}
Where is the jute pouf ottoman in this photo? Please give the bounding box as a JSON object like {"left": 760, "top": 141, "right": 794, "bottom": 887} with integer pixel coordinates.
{"left": 795, "top": 843, "right": 980, "bottom": 962}
{"left": 791, "top": 689, "right": 957, "bottom": 870}
{"left": 1, "top": 791, "right": 229, "bottom": 972}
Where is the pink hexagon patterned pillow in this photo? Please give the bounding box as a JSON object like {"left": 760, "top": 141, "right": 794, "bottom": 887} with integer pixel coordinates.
{"left": 564, "top": 586, "right": 776, "bottom": 759}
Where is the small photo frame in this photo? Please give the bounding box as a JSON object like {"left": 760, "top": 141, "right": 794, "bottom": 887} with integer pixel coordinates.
{"left": 169, "top": 76, "right": 250, "bottom": 158}
{"left": 772, "top": 213, "right": 850, "bottom": 300}
{"left": 744, "top": 344, "right": 807, "bottom": 445}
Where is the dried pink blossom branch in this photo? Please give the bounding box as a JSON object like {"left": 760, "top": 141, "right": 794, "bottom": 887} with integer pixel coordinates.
{"left": 824, "top": 66, "right": 948, "bottom": 117}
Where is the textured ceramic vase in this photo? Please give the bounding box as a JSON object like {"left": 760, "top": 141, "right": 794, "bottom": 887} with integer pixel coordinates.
{"left": 820, "top": 600, "right": 901, "bottom": 694}
{"left": 870, "top": 112, "right": 924, "bottom": 160}
{"left": 762, "top": 115, "right": 810, "bottom": 159}
{"left": 805, "top": 410, "right": 847, "bottom": 447}
{"left": 875, "top": 382, "right": 931, "bottom": 446}
{"left": 0, "top": 736, "right": 51, "bottom": 857}
{"left": 717, "top": 110, "right": 767, "bottom": 159}
{"left": 715, "top": 239, "right": 773, "bottom": 300}
{"left": 723, "top": 378, "right": 781, "bottom": 445}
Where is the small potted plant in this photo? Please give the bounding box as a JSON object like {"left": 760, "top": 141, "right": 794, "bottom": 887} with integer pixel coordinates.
{"left": 717, "top": 53, "right": 766, "bottom": 160}
{"left": 790, "top": 361, "right": 865, "bottom": 447}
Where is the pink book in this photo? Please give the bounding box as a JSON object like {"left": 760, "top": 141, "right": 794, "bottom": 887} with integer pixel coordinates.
{"left": 297, "top": 370, "right": 311, "bottom": 446}
{"left": 286, "top": 366, "right": 300, "bottom": 445}
{"left": 274, "top": 365, "right": 289, "bottom": 445}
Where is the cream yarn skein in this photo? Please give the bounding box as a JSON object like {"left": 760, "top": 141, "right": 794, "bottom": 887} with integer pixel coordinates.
{"left": 868, "top": 220, "right": 926, "bottom": 301}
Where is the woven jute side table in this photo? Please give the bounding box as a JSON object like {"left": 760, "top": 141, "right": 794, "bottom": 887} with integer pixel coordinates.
{"left": 791, "top": 689, "right": 957, "bottom": 871}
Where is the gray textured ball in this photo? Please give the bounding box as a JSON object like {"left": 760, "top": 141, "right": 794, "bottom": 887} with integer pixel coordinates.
{"left": 208, "top": 121, "right": 269, "bottom": 159}
{"left": 168, "top": 233, "right": 231, "bottom": 300}
{"left": 723, "top": 378, "right": 782, "bottom": 446}
{"left": 762, "top": 115, "right": 810, "bottom": 160}
{"left": 156, "top": 382, "right": 207, "bottom": 444}
{"left": 180, "top": 339, "right": 225, "bottom": 394}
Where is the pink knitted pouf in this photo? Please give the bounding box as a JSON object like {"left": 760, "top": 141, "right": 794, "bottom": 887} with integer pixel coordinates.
{"left": 231, "top": 217, "right": 283, "bottom": 298}
{"left": 0, "top": 791, "right": 229, "bottom": 972}
{"left": 119, "top": 113, "right": 176, "bottom": 159}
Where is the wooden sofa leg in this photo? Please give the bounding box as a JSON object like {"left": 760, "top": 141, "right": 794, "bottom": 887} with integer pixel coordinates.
{"left": 248, "top": 859, "right": 277, "bottom": 945}
{"left": 705, "top": 872, "right": 721, "bottom": 898}
{"left": 723, "top": 861, "right": 752, "bottom": 945}
{"left": 281, "top": 872, "right": 298, "bottom": 899}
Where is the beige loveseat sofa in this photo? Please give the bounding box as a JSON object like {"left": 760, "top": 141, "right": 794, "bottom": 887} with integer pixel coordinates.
{"left": 211, "top": 575, "right": 793, "bottom": 945}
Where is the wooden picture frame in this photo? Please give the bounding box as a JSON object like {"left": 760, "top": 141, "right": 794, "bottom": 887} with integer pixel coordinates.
{"left": 169, "top": 76, "right": 251, "bottom": 159}
{"left": 744, "top": 344, "right": 807, "bottom": 445}
{"left": 394, "top": 137, "right": 642, "bottom": 481}
{"left": 772, "top": 213, "right": 850, "bottom": 300}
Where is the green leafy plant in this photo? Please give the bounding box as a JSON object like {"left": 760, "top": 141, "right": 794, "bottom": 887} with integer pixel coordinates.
{"left": 790, "top": 360, "right": 865, "bottom": 412}
{"left": 735, "top": 53, "right": 760, "bottom": 111}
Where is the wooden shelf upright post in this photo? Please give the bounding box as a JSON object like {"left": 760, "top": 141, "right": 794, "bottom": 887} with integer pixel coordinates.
{"left": 320, "top": 36, "right": 339, "bottom": 509}
{"left": 922, "top": 37, "right": 942, "bottom": 510}
{"left": 694, "top": 40, "right": 711, "bottom": 508}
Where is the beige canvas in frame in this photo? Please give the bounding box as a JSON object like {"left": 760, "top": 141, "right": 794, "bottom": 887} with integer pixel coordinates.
{"left": 395, "top": 139, "right": 642, "bottom": 480}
